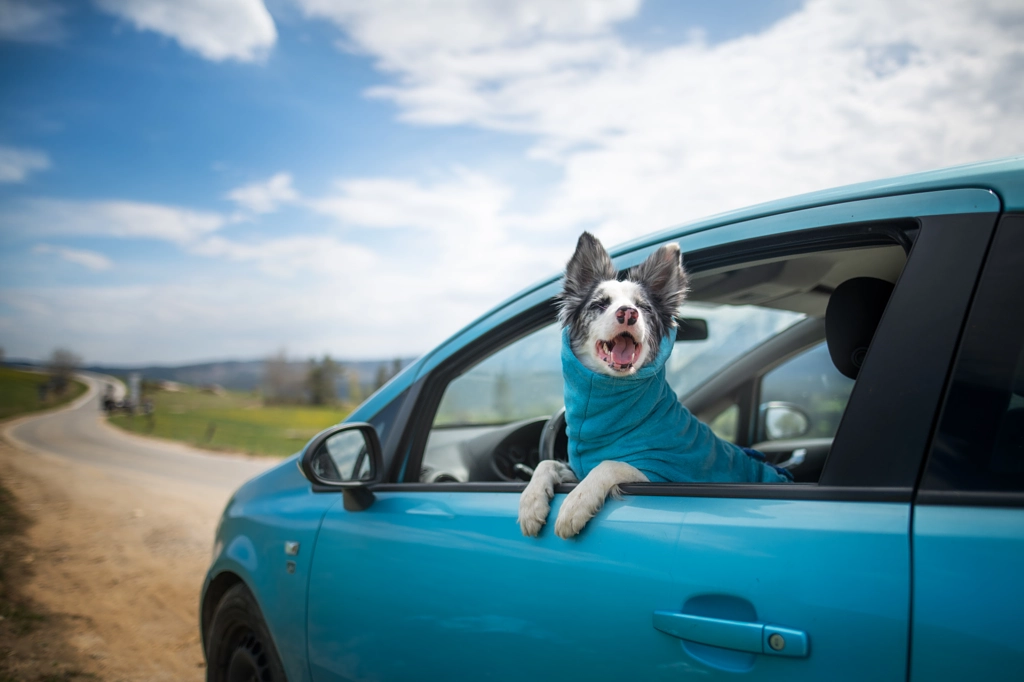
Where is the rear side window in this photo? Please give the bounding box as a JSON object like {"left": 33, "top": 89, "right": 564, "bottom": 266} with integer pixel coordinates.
{"left": 759, "top": 342, "right": 855, "bottom": 440}
{"left": 922, "top": 219, "right": 1024, "bottom": 494}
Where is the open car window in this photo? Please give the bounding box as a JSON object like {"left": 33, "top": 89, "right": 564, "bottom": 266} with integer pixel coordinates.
{"left": 432, "top": 323, "right": 563, "bottom": 427}
{"left": 415, "top": 237, "right": 908, "bottom": 486}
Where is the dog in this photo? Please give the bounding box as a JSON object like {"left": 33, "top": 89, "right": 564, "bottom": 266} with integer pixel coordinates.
{"left": 518, "top": 232, "right": 790, "bottom": 539}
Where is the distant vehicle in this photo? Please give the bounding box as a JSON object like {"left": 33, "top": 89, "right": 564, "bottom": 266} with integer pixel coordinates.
{"left": 201, "top": 159, "right": 1024, "bottom": 682}
{"left": 100, "top": 384, "right": 114, "bottom": 411}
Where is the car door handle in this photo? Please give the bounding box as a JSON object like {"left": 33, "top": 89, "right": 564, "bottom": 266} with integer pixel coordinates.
{"left": 652, "top": 611, "right": 809, "bottom": 658}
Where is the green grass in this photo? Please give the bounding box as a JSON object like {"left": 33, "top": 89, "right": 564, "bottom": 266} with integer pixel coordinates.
{"left": 0, "top": 367, "right": 87, "bottom": 422}
{"left": 107, "top": 386, "right": 353, "bottom": 457}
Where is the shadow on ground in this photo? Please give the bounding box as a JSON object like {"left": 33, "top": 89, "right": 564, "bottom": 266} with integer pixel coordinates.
{"left": 0, "top": 476, "right": 97, "bottom": 682}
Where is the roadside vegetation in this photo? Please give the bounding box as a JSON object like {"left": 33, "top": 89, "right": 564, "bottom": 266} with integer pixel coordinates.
{"left": 107, "top": 384, "right": 355, "bottom": 457}
{"left": 0, "top": 366, "right": 87, "bottom": 422}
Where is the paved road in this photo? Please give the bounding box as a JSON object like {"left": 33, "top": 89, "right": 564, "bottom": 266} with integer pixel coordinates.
{"left": 4, "top": 372, "right": 280, "bottom": 493}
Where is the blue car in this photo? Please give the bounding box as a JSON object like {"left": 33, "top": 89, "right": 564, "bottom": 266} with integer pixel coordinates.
{"left": 201, "top": 158, "right": 1024, "bottom": 682}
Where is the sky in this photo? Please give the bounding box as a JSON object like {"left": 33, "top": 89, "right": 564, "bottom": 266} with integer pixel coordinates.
{"left": 0, "top": 0, "right": 1022, "bottom": 366}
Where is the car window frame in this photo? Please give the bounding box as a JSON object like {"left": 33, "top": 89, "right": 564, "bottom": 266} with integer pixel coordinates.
{"left": 381, "top": 210, "right": 998, "bottom": 502}
{"left": 916, "top": 213, "right": 1024, "bottom": 508}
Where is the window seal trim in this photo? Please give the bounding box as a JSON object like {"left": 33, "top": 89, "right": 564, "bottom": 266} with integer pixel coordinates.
{"left": 370, "top": 482, "right": 912, "bottom": 502}
{"left": 915, "top": 489, "right": 1024, "bottom": 508}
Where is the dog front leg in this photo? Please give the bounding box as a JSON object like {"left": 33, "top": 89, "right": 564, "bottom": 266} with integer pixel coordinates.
{"left": 518, "top": 460, "right": 577, "bottom": 537}
{"left": 554, "top": 461, "right": 648, "bottom": 539}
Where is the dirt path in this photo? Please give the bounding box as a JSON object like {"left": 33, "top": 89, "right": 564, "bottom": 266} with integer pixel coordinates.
{"left": 0, "top": 376, "right": 282, "bottom": 681}
{"left": 0, "top": 439, "right": 222, "bottom": 681}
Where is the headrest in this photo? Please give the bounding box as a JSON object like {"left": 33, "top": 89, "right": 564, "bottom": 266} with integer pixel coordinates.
{"left": 825, "top": 277, "right": 894, "bottom": 380}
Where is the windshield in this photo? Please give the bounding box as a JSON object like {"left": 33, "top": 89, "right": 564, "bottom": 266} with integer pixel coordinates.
{"left": 666, "top": 303, "right": 806, "bottom": 398}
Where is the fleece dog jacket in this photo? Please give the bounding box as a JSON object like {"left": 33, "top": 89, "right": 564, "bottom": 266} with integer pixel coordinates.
{"left": 562, "top": 328, "right": 792, "bottom": 484}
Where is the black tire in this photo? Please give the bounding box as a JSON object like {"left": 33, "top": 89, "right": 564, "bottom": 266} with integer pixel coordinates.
{"left": 206, "top": 583, "right": 289, "bottom": 682}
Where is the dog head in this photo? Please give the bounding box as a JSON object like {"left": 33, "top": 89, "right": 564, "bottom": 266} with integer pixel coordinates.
{"left": 559, "top": 232, "right": 689, "bottom": 376}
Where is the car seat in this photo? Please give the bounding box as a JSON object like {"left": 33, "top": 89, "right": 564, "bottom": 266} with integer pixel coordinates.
{"left": 824, "top": 277, "right": 895, "bottom": 380}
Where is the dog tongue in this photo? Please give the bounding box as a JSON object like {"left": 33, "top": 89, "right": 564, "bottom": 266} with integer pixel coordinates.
{"left": 611, "top": 335, "right": 637, "bottom": 365}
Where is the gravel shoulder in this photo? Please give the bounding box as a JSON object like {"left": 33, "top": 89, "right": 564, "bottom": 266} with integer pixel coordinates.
{"left": 0, "top": 375, "right": 282, "bottom": 681}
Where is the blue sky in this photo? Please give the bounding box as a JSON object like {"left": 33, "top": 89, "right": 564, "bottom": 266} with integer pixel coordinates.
{"left": 1, "top": 0, "right": 1022, "bottom": 365}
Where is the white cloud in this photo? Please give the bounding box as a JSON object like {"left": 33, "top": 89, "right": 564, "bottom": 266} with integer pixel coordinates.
{"left": 304, "top": 0, "right": 1024, "bottom": 242}
{"left": 191, "top": 234, "right": 377, "bottom": 278}
{"left": 0, "top": 0, "right": 64, "bottom": 43}
{"left": 32, "top": 244, "right": 113, "bottom": 271}
{"left": 309, "top": 170, "right": 565, "bottom": 299}
{"left": 0, "top": 145, "right": 50, "bottom": 182}
{"left": 95, "top": 0, "right": 276, "bottom": 62}
{"left": 6, "top": 0, "right": 1024, "bottom": 366}
{"left": 227, "top": 172, "right": 298, "bottom": 214}
{"left": 3, "top": 199, "right": 226, "bottom": 245}
{"left": 311, "top": 170, "right": 509, "bottom": 234}
{"left": 296, "top": 0, "right": 638, "bottom": 58}
{"left": 0, "top": 269, "right": 475, "bottom": 364}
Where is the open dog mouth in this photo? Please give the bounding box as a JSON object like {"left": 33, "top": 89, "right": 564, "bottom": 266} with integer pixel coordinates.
{"left": 595, "top": 332, "right": 642, "bottom": 372}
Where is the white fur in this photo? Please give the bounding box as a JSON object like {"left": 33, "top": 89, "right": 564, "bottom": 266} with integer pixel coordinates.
{"left": 518, "top": 459, "right": 649, "bottom": 538}
{"left": 578, "top": 280, "right": 653, "bottom": 377}
{"left": 553, "top": 461, "right": 649, "bottom": 538}
{"left": 517, "top": 460, "right": 577, "bottom": 536}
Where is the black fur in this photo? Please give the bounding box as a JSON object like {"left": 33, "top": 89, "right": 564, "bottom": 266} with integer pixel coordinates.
{"left": 629, "top": 242, "right": 689, "bottom": 347}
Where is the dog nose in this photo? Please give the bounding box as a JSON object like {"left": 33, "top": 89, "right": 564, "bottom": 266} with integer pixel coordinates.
{"left": 616, "top": 306, "right": 638, "bottom": 325}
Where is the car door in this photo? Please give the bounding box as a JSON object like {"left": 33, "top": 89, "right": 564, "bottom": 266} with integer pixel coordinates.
{"left": 305, "top": 193, "right": 999, "bottom": 681}
{"left": 910, "top": 214, "right": 1024, "bottom": 681}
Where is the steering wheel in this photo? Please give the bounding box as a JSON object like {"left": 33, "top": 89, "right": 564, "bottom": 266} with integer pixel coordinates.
{"left": 538, "top": 406, "right": 568, "bottom": 462}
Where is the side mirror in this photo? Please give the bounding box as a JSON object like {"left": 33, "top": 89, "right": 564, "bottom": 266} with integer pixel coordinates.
{"left": 299, "top": 423, "right": 383, "bottom": 511}
{"left": 759, "top": 402, "right": 811, "bottom": 441}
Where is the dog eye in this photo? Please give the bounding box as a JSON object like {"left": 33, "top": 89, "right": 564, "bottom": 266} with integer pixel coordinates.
{"left": 590, "top": 297, "right": 611, "bottom": 311}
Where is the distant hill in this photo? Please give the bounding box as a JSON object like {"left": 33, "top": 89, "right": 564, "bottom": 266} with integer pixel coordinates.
{"left": 7, "top": 357, "right": 415, "bottom": 401}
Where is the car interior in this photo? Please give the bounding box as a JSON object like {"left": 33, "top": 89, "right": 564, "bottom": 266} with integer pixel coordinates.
{"left": 419, "top": 241, "right": 908, "bottom": 486}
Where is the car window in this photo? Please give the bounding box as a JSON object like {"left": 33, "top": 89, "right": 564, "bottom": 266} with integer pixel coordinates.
{"left": 708, "top": 403, "right": 740, "bottom": 442}
{"left": 420, "top": 323, "right": 563, "bottom": 482}
{"left": 922, "top": 223, "right": 1024, "bottom": 494}
{"left": 415, "top": 240, "right": 908, "bottom": 485}
{"left": 419, "top": 304, "right": 813, "bottom": 482}
{"left": 433, "top": 323, "right": 563, "bottom": 427}
{"left": 758, "top": 342, "right": 855, "bottom": 440}
{"left": 666, "top": 303, "right": 805, "bottom": 397}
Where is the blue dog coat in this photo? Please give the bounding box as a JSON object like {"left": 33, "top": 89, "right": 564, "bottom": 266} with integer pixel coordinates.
{"left": 562, "top": 328, "right": 791, "bottom": 484}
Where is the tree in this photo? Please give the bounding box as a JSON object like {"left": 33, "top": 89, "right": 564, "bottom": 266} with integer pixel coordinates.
{"left": 306, "top": 355, "right": 339, "bottom": 405}
{"left": 263, "top": 349, "right": 303, "bottom": 404}
{"left": 374, "top": 363, "right": 389, "bottom": 391}
{"left": 391, "top": 357, "right": 403, "bottom": 378}
{"left": 347, "top": 367, "right": 362, "bottom": 404}
{"left": 493, "top": 371, "right": 511, "bottom": 420}
{"left": 48, "top": 348, "right": 82, "bottom": 394}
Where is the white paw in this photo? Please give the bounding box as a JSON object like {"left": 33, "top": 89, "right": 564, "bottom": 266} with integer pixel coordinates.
{"left": 554, "top": 483, "right": 606, "bottom": 539}
{"left": 517, "top": 486, "right": 551, "bottom": 537}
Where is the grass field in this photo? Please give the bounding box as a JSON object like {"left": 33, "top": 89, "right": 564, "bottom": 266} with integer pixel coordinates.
{"left": 107, "top": 385, "right": 354, "bottom": 457}
{"left": 0, "top": 367, "right": 88, "bottom": 422}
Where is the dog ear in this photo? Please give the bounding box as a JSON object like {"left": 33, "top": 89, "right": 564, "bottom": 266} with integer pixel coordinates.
{"left": 563, "top": 232, "right": 616, "bottom": 297}
{"left": 633, "top": 243, "right": 689, "bottom": 313}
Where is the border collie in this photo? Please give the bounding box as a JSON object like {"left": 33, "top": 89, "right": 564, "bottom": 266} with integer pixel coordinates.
{"left": 518, "top": 232, "right": 790, "bottom": 539}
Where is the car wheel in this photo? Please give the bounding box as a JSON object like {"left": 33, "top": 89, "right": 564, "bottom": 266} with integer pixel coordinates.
{"left": 206, "top": 583, "right": 288, "bottom": 682}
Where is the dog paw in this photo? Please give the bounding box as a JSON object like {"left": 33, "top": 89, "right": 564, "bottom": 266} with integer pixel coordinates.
{"left": 517, "top": 487, "right": 551, "bottom": 537}
{"left": 554, "top": 484, "right": 605, "bottom": 539}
